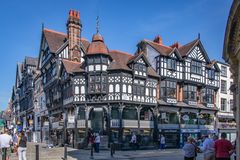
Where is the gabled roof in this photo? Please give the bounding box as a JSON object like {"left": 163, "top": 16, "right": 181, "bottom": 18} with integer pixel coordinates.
{"left": 178, "top": 39, "right": 199, "bottom": 57}
{"left": 108, "top": 50, "right": 159, "bottom": 78}
{"left": 43, "top": 28, "right": 90, "bottom": 54}
{"left": 206, "top": 60, "right": 220, "bottom": 72}
{"left": 127, "top": 52, "right": 151, "bottom": 66}
{"left": 25, "top": 56, "right": 38, "bottom": 66}
{"left": 144, "top": 40, "right": 172, "bottom": 56}
{"left": 43, "top": 29, "right": 67, "bottom": 53}
{"left": 108, "top": 50, "right": 132, "bottom": 71}
{"left": 62, "top": 59, "right": 83, "bottom": 74}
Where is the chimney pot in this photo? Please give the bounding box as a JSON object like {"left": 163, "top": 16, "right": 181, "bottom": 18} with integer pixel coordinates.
{"left": 153, "top": 35, "right": 162, "bottom": 45}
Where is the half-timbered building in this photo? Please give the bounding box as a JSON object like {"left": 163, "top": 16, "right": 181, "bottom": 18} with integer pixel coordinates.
{"left": 137, "top": 36, "right": 220, "bottom": 147}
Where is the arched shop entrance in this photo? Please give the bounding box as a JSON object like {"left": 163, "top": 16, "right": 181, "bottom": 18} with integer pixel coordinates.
{"left": 89, "top": 107, "right": 108, "bottom": 135}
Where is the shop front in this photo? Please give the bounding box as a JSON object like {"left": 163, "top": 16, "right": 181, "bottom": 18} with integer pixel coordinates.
{"left": 160, "top": 129, "right": 180, "bottom": 148}
{"left": 180, "top": 129, "right": 200, "bottom": 147}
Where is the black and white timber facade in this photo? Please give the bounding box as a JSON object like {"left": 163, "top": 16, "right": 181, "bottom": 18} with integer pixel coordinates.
{"left": 9, "top": 10, "right": 221, "bottom": 149}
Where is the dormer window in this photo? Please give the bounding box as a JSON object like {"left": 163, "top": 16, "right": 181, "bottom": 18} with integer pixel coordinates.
{"left": 191, "top": 60, "right": 202, "bottom": 74}
{"left": 167, "top": 58, "right": 176, "bottom": 70}
{"left": 208, "top": 69, "right": 215, "bottom": 80}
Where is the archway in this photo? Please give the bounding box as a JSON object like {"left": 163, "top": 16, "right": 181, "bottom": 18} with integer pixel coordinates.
{"left": 89, "top": 107, "right": 108, "bottom": 135}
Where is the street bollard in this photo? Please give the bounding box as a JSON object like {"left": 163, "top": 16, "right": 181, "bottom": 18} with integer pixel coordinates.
{"left": 90, "top": 144, "right": 94, "bottom": 159}
{"left": 110, "top": 143, "right": 114, "bottom": 157}
{"left": 64, "top": 144, "right": 68, "bottom": 160}
{"left": 35, "top": 144, "right": 39, "bottom": 160}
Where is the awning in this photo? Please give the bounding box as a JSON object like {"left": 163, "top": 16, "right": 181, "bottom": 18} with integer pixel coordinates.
{"left": 218, "top": 114, "right": 234, "bottom": 119}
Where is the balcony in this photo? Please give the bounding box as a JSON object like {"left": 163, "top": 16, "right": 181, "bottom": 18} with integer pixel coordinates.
{"left": 218, "top": 122, "right": 236, "bottom": 129}
{"left": 122, "top": 120, "right": 138, "bottom": 128}
{"left": 158, "top": 124, "right": 179, "bottom": 129}
{"left": 180, "top": 124, "right": 198, "bottom": 129}
{"left": 140, "top": 120, "right": 154, "bottom": 128}
{"left": 77, "top": 120, "right": 91, "bottom": 128}
{"left": 111, "top": 119, "right": 120, "bottom": 128}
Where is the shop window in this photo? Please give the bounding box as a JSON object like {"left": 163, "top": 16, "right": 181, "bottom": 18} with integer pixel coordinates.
{"left": 140, "top": 108, "right": 153, "bottom": 120}
{"left": 122, "top": 107, "right": 137, "bottom": 120}
{"left": 198, "top": 113, "right": 214, "bottom": 125}
{"left": 181, "top": 112, "right": 197, "bottom": 125}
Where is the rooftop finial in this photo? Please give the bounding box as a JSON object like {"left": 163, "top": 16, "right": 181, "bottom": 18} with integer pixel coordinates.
{"left": 96, "top": 16, "right": 100, "bottom": 33}
{"left": 198, "top": 33, "right": 200, "bottom": 39}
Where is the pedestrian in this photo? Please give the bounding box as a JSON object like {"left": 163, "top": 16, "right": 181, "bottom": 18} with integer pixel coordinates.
{"left": 183, "top": 137, "right": 196, "bottom": 160}
{"left": 12, "top": 132, "right": 19, "bottom": 154}
{"left": 214, "top": 132, "right": 233, "bottom": 160}
{"left": 17, "top": 131, "right": 27, "bottom": 160}
{"left": 0, "top": 129, "right": 13, "bottom": 160}
{"left": 159, "top": 134, "right": 166, "bottom": 150}
{"left": 130, "top": 132, "right": 137, "bottom": 150}
{"left": 200, "top": 135, "right": 215, "bottom": 160}
{"left": 95, "top": 133, "right": 100, "bottom": 153}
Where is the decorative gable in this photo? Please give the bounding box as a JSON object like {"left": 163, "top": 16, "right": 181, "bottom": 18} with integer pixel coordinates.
{"left": 170, "top": 52, "right": 177, "bottom": 59}
{"left": 188, "top": 45, "right": 206, "bottom": 62}
{"left": 137, "top": 58, "right": 146, "bottom": 65}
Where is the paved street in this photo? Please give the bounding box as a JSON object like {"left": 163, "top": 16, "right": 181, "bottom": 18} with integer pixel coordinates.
{"left": 8, "top": 142, "right": 204, "bottom": 160}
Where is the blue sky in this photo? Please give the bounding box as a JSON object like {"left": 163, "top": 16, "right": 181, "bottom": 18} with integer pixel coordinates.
{"left": 0, "top": 0, "right": 232, "bottom": 110}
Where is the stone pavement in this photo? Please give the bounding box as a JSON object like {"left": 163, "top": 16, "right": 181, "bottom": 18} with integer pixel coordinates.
{"left": 8, "top": 142, "right": 204, "bottom": 160}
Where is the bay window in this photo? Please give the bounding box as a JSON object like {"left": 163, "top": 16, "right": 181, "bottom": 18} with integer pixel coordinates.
{"left": 161, "top": 81, "right": 176, "bottom": 99}
{"left": 183, "top": 85, "right": 197, "bottom": 101}
{"left": 202, "top": 88, "right": 214, "bottom": 104}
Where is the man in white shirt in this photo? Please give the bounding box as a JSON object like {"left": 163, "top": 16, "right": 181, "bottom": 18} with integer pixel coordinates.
{"left": 0, "top": 129, "right": 13, "bottom": 160}
{"left": 200, "top": 135, "right": 215, "bottom": 160}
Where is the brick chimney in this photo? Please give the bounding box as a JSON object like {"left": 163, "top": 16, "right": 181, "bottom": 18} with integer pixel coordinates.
{"left": 67, "top": 10, "right": 82, "bottom": 62}
{"left": 153, "top": 35, "right": 162, "bottom": 45}
{"left": 170, "top": 42, "right": 181, "bottom": 49}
